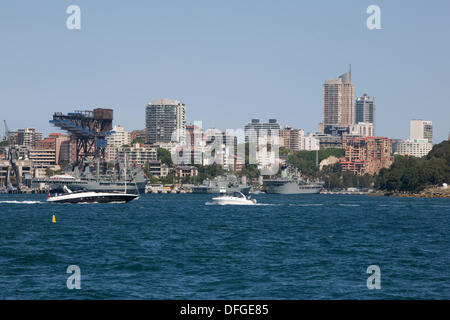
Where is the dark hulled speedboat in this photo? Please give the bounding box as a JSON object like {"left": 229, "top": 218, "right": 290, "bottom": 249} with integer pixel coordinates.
{"left": 46, "top": 186, "right": 139, "bottom": 204}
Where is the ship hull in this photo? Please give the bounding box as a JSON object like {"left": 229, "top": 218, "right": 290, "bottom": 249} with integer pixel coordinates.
{"left": 191, "top": 186, "right": 251, "bottom": 195}
{"left": 264, "top": 181, "right": 323, "bottom": 194}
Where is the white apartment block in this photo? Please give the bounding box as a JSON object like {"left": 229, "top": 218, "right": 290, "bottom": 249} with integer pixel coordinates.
{"left": 410, "top": 119, "right": 433, "bottom": 143}
{"left": 118, "top": 144, "right": 157, "bottom": 166}
{"left": 393, "top": 139, "right": 433, "bottom": 158}
{"left": 106, "top": 126, "right": 131, "bottom": 161}
{"left": 350, "top": 122, "right": 374, "bottom": 137}
{"left": 299, "top": 134, "right": 320, "bottom": 151}
{"left": 106, "top": 126, "right": 131, "bottom": 148}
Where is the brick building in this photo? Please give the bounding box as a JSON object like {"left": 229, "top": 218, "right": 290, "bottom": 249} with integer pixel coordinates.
{"left": 340, "top": 136, "right": 393, "bottom": 175}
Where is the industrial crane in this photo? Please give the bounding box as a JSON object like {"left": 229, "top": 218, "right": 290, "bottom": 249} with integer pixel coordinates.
{"left": 3, "top": 120, "right": 21, "bottom": 189}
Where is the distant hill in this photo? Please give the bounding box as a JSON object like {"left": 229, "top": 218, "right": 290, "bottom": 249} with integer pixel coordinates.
{"left": 376, "top": 140, "right": 450, "bottom": 192}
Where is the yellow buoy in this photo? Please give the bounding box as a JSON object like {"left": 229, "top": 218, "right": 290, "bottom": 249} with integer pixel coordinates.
{"left": 52, "top": 215, "right": 56, "bottom": 223}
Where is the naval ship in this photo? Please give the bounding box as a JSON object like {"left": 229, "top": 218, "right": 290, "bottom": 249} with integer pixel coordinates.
{"left": 263, "top": 165, "right": 324, "bottom": 194}
{"left": 191, "top": 175, "right": 251, "bottom": 195}
{"left": 33, "top": 161, "right": 147, "bottom": 194}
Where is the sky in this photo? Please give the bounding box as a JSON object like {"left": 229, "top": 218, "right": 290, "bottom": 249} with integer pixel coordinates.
{"left": 1, "top": 0, "right": 449, "bottom": 143}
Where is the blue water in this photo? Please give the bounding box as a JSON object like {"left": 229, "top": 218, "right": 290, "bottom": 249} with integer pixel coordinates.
{"left": 0, "top": 193, "right": 449, "bottom": 299}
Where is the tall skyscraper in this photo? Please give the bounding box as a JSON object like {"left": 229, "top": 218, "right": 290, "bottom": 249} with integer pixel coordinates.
{"left": 319, "top": 66, "right": 354, "bottom": 133}
{"left": 145, "top": 98, "right": 186, "bottom": 144}
{"left": 355, "top": 93, "right": 375, "bottom": 126}
{"left": 244, "top": 119, "right": 280, "bottom": 145}
{"left": 410, "top": 119, "right": 433, "bottom": 143}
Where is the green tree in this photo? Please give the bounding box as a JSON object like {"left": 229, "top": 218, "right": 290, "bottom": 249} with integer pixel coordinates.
{"left": 375, "top": 141, "right": 450, "bottom": 192}
{"left": 157, "top": 148, "right": 173, "bottom": 166}
{"left": 288, "top": 148, "right": 344, "bottom": 177}
{"left": 279, "top": 147, "right": 293, "bottom": 156}
{"left": 131, "top": 137, "right": 145, "bottom": 145}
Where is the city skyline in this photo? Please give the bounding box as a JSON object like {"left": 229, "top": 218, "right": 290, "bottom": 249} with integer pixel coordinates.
{"left": 1, "top": 1, "right": 449, "bottom": 142}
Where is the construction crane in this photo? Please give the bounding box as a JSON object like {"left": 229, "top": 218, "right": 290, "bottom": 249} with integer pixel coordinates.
{"left": 3, "top": 120, "right": 21, "bottom": 189}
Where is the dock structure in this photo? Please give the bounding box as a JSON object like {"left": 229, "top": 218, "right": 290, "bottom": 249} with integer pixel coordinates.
{"left": 50, "top": 109, "right": 113, "bottom": 168}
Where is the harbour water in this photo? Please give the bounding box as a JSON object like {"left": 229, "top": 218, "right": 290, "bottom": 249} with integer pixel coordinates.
{"left": 0, "top": 193, "right": 449, "bottom": 299}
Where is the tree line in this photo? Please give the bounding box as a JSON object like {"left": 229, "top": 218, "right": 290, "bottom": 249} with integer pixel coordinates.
{"left": 376, "top": 141, "right": 450, "bottom": 192}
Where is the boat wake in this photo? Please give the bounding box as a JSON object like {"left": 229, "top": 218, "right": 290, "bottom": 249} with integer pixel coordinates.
{"left": 205, "top": 201, "right": 276, "bottom": 206}
{"left": 289, "top": 203, "right": 323, "bottom": 207}
{"left": 0, "top": 200, "right": 43, "bottom": 204}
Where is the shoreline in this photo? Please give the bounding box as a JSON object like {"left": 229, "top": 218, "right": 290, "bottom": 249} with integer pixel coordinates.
{"left": 390, "top": 188, "right": 450, "bottom": 199}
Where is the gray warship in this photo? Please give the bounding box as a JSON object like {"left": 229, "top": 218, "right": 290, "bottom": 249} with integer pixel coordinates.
{"left": 263, "top": 165, "right": 324, "bottom": 194}
{"left": 191, "top": 175, "right": 251, "bottom": 194}
{"left": 33, "top": 160, "right": 147, "bottom": 194}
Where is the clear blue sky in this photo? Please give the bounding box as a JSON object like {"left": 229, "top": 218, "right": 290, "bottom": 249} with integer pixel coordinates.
{"left": 1, "top": 0, "right": 449, "bottom": 143}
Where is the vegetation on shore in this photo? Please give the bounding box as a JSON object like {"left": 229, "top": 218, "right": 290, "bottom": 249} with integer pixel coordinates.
{"left": 286, "top": 148, "right": 345, "bottom": 177}
{"left": 285, "top": 141, "right": 449, "bottom": 193}
{"left": 140, "top": 141, "right": 450, "bottom": 193}
{"left": 286, "top": 148, "right": 374, "bottom": 190}
{"left": 375, "top": 140, "right": 450, "bottom": 193}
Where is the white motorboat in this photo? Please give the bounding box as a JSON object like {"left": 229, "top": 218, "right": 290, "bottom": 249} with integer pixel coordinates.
{"left": 46, "top": 186, "right": 139, "bottom": 203}
{"left": 212, "top": 191, "right": 257, "bottom": 205}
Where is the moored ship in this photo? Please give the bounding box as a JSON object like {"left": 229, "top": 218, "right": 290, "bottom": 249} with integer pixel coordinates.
{"left": 191, "top": 175, "right": 251, "bottom": 194}
{"left": 32, "top": 161, "right": 147, "bottom": 193}
{"left": 263, "top": 165, "right": 324, "bottom": 194}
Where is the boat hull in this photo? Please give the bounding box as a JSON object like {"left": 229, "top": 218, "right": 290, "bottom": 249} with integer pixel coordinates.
{"left": 212, "top": 197, "right": 256, "bottom": 205}
{"left": 47, "top": 192, "right": 139, "bottom": 203}
{"left": 34, "top": 179, "right": 147, "bottom": 194}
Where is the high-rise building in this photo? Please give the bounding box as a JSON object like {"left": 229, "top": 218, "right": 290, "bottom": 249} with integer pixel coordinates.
{"left": 201, "top": 128, "right": 238, "bottom": 171}
{"left": 280, "top": 126, "right": 319, "bottom": 151}
{"left": 244, "top": 119, "right": 280, "bottom": 145}
{"left": 280, "top": 126, "right": 304, "bottom": 151}
{"left": 410, "top": 119, "right": 433, "bottom": 143}
{"left": 350, "top": 122, "right": 374, "bottom": 137}
{"left": 145, "top": 98, "right": 186, "bottom": 144}
{"left": 105, "top": 125, "right": 131, "bottom": 162}
{"left": 32, "top": 133, "right": 70, "bottom": 166}
{"left": 17, "top": 128, "right": 42, "bottom": 149}
{"left": 319, "top": 66, "right": 354, "bottom": 133}
{"left": 340, "top": 136, "right": 393, "bottom": 175}
{"left": 355, "top": 93, "right": 375, "bottom": 131}
{"left": 244, "top": 119, "right": 281, "bottom": 173}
